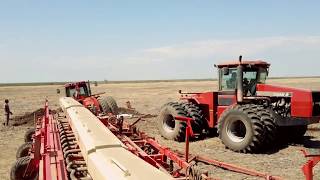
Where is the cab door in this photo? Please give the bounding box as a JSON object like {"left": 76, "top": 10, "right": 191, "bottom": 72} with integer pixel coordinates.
{"left": 217, "top": 68, "right": 237, "bottom": 119}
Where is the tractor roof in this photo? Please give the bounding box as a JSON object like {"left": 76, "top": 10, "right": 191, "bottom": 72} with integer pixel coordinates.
{"left": 217, "top": 60, "right": 270, "bottom": 68}
{"left": 64, "top": 81, "right": 87, "bottom": 88}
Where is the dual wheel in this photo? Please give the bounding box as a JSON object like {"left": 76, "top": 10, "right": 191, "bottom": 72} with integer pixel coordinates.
{"left": 159, "top": 103, "right": 307, "bottom": 153}
{"left": 158, "top": 102, "right": 204, "bottom": 142}
{"left": 98, "top": 96, "right": 119, "bottom": 115}
{"left": 218, "top": 104, "right": 307, "bottom": 153}
{"left": 11, "top": 128, "right": 38, "bottom": 180}
{"left": 218, "top": 104, "right": 273, "bottom": 153}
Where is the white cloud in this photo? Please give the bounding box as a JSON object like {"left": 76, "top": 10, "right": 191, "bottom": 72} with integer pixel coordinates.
{"left": 126, "top": 36, "right": 320, "bottom": 63}
{"left": 1, "top": 35, "right": 320, "bottom": 82}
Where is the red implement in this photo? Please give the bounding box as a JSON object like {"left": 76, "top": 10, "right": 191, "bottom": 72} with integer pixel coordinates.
{"left": 11, "top": 100, "right": 68, "bottom": 180}
{"left": 100, "top": 114, "right": 282, "bottom": 179}
{"left": 301, "top": 149, "right": 320, "bottom": 180}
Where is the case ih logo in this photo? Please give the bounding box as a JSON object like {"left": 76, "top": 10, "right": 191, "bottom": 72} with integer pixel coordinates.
{"left": 256, "top": 91, "right": 292, "bottom": 97}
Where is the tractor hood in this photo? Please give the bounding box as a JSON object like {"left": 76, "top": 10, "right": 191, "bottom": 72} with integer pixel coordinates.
{"left": 256, "top": 84, "right": 320, "bottom": 118}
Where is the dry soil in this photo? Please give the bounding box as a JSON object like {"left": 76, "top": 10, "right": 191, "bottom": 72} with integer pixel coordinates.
{"left": 1, "top": 78, "right": 320, "bottom": 180}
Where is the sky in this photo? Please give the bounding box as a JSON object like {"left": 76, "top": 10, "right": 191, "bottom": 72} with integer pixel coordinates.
{"left": 0, "top": 1, "right": 320, "bottom": 83}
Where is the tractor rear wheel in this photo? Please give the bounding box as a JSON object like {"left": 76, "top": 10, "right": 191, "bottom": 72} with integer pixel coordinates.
{"left": 24, "top": 128, "right": 35, "bottom": 143}
{"left": 98, "top": 96, "right": 119, "bottom": 115}
{"left": 181, "top": 102, "right": 204, "bottom": 134}
{"left": 16, "top": 142, "right": 32, "bottom": 159}
{"left": 158, "top": 102, "right": 187, "bottom": 142}
{"left": 10, "top": 156, "right": 37, "bottom": 180}
{"left": 218, "top": 104, "right": 265, "bottom": 153}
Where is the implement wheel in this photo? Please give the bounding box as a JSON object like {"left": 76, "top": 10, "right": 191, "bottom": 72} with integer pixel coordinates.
{"left": 158, "top": 102, "right": 187, "bottom": 142}
{"left": 10, "top": 156, "right": 37, "bottom": 180}
{"left": 24, "top": 128, "right": 35, "bottom": 143}
{"left": 218, "top": 104, "right": 265, "bottom": 153}
{"left": 16, "top": 142, "right": 32, "bottom": 159}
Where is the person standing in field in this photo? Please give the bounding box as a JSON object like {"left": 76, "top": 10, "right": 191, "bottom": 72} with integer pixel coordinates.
{"left": 4, "top": 99, "right": 13, "bottom": 126}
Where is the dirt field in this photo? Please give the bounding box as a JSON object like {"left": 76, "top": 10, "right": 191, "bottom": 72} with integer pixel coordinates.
{"left": 1, "top": 78, "right": 320, "bottom": 180}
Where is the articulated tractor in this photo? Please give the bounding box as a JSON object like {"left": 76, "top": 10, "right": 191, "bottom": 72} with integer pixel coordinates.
{"left": 62, "top": 81, "right": 119, "bottom": 115}
{"left": 158, "top": 56, "right": 320, "bottom": 153}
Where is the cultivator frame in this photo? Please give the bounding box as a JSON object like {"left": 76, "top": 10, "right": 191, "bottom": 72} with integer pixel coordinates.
{"left": 99, "top": 114, "right": 282, "bottom": 180}
{"left": 11, "top": 98, "right": 320, "bottom": 180}
{"left": 37, "top": 102, "right": 69, "bottom": 180}
{"left": 15, "top": 100, "right": 69, "bottom": 180}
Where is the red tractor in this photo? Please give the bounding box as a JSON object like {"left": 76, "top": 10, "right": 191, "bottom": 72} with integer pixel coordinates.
{"left": 63, "top": 81, "right": 119, "bottom": 115}
{"left": 158, "top": 56, "right": 320, "bottom": 153}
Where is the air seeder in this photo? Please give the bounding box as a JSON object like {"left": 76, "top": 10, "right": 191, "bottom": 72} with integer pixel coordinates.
{"left": 12, "top": 99, "right": 286, "bottom": 180}
{"left": 158, "top": 56, "right": 320, "bottom": 153}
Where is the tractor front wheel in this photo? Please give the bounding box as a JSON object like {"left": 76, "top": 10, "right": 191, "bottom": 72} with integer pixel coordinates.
{"left": 157, "top": 102, "right": 187, "bottom": 142}
{"left": 16, "top": 142, "right": 32, "bottom": 159}
{"left": 10, "top": 156, "right": 37, "bottom": 180}
{"left": 24, "top": 128, "right": 35, "bottom": 143}
{"left": 218, "top": 104, "right": 265, "bottom": 153}
{"left": 181, "top": 102, "right": 205, "bottom": 135}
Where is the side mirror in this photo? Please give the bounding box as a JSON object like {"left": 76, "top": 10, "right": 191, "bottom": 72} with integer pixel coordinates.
{"left": 178, "top": 90, "right": 182, "bottom": 94}
{"left": 222, "top": 67, "right": 229, "bottom": 75}
{"left": 56, "top": 89, "right": 61, "bottom": 94}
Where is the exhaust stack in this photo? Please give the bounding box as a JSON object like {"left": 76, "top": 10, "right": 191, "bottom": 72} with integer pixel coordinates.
{"left": 237, "top": 56, "right": 243, "bottom": 103}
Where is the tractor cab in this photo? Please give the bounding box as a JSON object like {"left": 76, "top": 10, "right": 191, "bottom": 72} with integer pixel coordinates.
{"left": 64, "top": 81, "right": 92, "bottom": 101}
{"left": 217, "top": 60, "right": 270, "bottom": 96}
{"left": 62, "top": 81, "right": 118, "bottom": 115}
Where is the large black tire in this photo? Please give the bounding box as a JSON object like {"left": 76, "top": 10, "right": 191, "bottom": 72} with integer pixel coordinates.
{"left": 158, "top": 102, "right": 187, "bottom": 142}
{"left": 98, "top": 96, "right": 112, "bottom": 114}
{"left": 181, "top": 102, "right": 205, "bottom": 134}
{"left": 10, "top": 156, "right": 37, "bottom": 180}
{"left": 24, "top": 128, "right": 35, "bottom": 143}
{"left": 16, "top": 142, "right": 32, "bottom": 159}
{"left": 105, "top": 96, "right": 119, "bottom": 115}
{"left": 99, "top": 96, "right": 119, "bottom": 115}
{"left": 218, "top": 104, "right": 265, "bottom": 153}
{"left": 257, "top": 107, "right": 277, "bottom": 147}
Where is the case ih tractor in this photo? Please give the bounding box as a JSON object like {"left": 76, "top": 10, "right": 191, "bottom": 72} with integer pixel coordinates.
{"left": 158, "top": 56, "right": 320, "bottom": 153}
{"left": 63, "top": 81, "right": 119, "bottom": 115}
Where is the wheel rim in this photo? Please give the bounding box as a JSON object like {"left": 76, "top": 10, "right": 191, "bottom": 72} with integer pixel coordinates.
{"left": 226, "top": 119, "right": 247, "bottom": 142}
{"left": 163, "top": 114, "right": 176, "bottom": 132}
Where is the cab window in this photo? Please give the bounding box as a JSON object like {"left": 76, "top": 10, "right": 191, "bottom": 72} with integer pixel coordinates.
{"left": 66, "top": 88, "right": 75, "bottom": 97}
{"left": 79, "top": 86, "right": 88, "bottom": 96}
{"left": 65, "top": 85, "right": 88, "bottom": 97}
{"left": 257, "top": 68, "right": 268, "bottom": 83}
{"left": 243, "top": 71, "right": 257, "bottom": 85}
{"left": 220, "top": 68, "right": 237, "bottom": 91}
